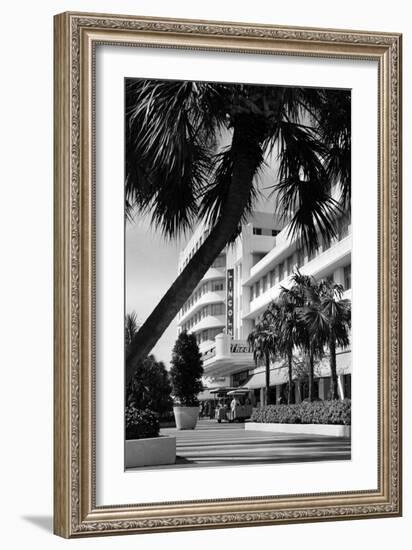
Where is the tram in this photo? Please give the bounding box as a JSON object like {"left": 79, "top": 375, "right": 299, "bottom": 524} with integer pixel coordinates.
{"left": 209, "top": 387, "right": 253, "bottom": 423}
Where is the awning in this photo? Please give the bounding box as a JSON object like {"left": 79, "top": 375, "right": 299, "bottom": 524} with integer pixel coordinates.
{"left": 227, "top": 388, "right": 250, "bottom": 395}
{"left": 243, "top": 367, "right": 289, "bottom": 390}
{"left": 198, "top": 387, "right": 235, "bottom": 400}
{"left": 209, "top": 387, "right": 236, "bottom": 394}
{"left": 317, "top": 351, "right": 352, "bottom": 377}
{"left": 239, "top": 351, "right": 352, "bottom": 391}
{"left": 197, "top": 389, "right": 215, "bottom": 401}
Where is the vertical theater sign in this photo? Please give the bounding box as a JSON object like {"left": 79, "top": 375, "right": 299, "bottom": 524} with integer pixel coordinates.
{"left": 226, "top": 269, "right": 234, "bottom": 336}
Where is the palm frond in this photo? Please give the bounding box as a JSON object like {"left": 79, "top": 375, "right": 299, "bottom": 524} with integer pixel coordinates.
{"left": 125, "top": 79, "right": 226, "bottom": 238}
{"left": 199, "top": 147, "right": 263, "bottom": 242}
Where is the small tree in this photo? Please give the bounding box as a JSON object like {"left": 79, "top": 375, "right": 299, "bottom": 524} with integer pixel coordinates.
{"left": 126, "top": 355, "right": 173, "bottom": 419}
{"left": 170, "top": 331, "right": 204, "bottom": 407}
{"left": 247, "top": 314, "right": 277, "bottom": 406}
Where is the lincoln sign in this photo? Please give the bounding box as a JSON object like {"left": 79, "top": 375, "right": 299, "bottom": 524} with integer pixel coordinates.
{"left": 226, "top": 268, "right": 234, "bottom": 336}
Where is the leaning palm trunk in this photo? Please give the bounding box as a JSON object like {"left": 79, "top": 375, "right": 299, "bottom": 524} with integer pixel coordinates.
{"left": 329, "top": 335, "right": 339, "bottom": 400}
{"left": 126, "top": 126, "right": 263, "bottom": 383}
{"left": 287, "top": 351, "right": 294, "bottom": 404}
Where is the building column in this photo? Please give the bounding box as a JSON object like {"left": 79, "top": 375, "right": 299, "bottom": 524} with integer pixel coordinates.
{"left": 260, "top": 387, "right": 265, "bottom": 407}
{"left": 338, "top": 376, "right": 345, "bottom": 399}
{"left": 318, "top": 378, "right": 326, "bottom": 400}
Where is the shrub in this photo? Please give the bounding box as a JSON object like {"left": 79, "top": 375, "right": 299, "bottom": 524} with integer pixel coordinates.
{"left": 251, "top": 399, "right": 351, "bottom": 425}
{"left": 170, "top": 331, "right": 204, "bottom": 406}
{"left": 126, "top": 355, "right": 173, "bottom": 419}
{"left": 125, "top": 406, "right": 160, "bottom": 440}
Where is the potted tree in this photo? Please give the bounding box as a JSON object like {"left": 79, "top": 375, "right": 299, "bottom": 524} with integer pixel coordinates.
{"left": 170, "top": 331, "right": 204, "bottom": 430}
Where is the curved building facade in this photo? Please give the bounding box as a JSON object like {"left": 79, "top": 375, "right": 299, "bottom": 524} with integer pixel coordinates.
{"left": 177, "top": 208, "right": 352, "bottom": 406}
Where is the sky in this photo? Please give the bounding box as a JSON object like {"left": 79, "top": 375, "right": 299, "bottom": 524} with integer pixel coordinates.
{"left": 125, "top": 216, "right": 189, "bottom": 367}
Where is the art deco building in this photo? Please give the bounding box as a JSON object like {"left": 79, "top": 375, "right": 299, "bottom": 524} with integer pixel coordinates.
{"left": 177, "top": 206, "right": 352, "bottom": 406}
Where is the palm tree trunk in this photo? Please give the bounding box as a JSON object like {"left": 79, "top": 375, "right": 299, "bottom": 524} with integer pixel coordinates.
{"left": 265, "top": 351, "right": 271, "bottom": 405}
{"left": 329, "top": 335, "right": 339, "bottom": 400}
{"left": 287, "top": 352, "right": 294, "bottom": 404}
{"left": 307, "top": 351, "right": 315, "bottom": 402}
{"left": 126, "top": 122, "right": 264, "bottom": 383}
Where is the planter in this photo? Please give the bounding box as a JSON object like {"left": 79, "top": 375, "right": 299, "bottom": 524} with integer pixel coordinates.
{"left": 245, "top": 422, "right": 351, "bottom": 437}
{"left": 125, "top": 435, "right": 176, "bottom": 468}
{"left": 173, "top": 406, "right": 199, "bottom": 430}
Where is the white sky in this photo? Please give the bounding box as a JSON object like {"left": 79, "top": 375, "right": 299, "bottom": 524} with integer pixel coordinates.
{"left": 125, "top": 216, "right": 189, "bottom": 366}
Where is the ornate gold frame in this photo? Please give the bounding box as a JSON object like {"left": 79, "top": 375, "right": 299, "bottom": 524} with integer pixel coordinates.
{"left": 53, "top": 11, "right": 402, "bottom": 538}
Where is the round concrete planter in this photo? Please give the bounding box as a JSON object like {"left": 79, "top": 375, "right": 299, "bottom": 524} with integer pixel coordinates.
{"left": 173, "top": 406, "right": 199, "bottom": 430}
{"left": 125, "top": 435, "right": 176, "bottom": 468}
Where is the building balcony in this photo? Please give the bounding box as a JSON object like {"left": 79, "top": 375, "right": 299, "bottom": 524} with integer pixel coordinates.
{"left": 244, "top": 235, "right": 352, "bottom": 319}
{"left": 245, "top": 223, "right": 352, "bottom": 287}
{"left": 201, "top": 266, "right": 226, "bottom": 282}
{"left": 178, "top": 290, "right": 226, "bottom": 325}
{"left": 187, "top": 314, "right": 226, "bottom": 335}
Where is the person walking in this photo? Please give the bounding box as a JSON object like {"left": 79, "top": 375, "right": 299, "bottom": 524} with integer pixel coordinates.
{"left": 230, "top": 396, "right": 239, "bottom": 422}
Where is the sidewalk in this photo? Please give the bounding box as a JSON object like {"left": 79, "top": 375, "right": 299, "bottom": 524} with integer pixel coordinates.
{"left": 159, "top": 419, "right": 351, "bottom": 468}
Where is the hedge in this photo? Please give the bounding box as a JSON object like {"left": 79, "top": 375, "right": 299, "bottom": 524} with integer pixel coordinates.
{"left": 250, "top": 399, "right": 351, "bottom": 425}
{"left": 125, "top": 407, "right": 160, "bottom": 440}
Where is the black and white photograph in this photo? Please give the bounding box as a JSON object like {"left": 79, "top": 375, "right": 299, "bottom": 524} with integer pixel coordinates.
{"left": 124, "top": 79, "right": 352, "bottom": 470}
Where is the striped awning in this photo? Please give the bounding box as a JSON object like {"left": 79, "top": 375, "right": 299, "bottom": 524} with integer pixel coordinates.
{"left": 239, "top": 351, "right": 351, "bottom": 391}
{"left": 243, "top": 367, "right": 289, "bottom": 390}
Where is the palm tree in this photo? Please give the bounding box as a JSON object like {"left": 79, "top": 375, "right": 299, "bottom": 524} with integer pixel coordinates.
{"left": 247, "top": 314, "right": 277, "bottom": 405}
{"left": 279, "top": 271, "right": 323, "bottom": 402}
{"left": 303, "top": 280, "right": 351, "bottom": 399}
{"left": 267, "top": 294, "right": 301, "bottom": 404}
{"left": 125, "top": 311, "right": 139, "bottom": 349}
{"left": 125, "top": 80, "right": 350, "bottom": 382}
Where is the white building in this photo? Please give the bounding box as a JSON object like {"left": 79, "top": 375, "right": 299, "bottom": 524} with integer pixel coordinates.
{"left": 177, "top": 207, "right": 352, "bottom": 406}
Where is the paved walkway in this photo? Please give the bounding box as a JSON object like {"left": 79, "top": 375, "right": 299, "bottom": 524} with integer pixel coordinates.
{"left": 160, "top": 419, "right": 350, "bottom": 468}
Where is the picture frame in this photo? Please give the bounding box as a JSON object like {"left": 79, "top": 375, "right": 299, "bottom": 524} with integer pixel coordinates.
{"left": 53, "top": 11, "right": 402, "bottom": 538}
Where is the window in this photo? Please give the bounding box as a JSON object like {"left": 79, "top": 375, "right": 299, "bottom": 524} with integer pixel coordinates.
{"left": 211, "top": 303, "right": 224, "bottom": 316}
{"left": 253, "top": 227, "right": 262, "bottom": 235}
{"left": 278, "top": 262, "right": 284, "bottom": 281}
{"left": 343, "top": 374, "right": 351, "bottom": 398}
{"left": 255, "top": 282, "right": 260, "bottom": 297}
{"left": 212, "top": 280, "right": 224, "bottom": 292}
{"left": 272, "top": 229, "right": 280, "bottom": 237}
{"left": 232, "top": 370, "right": 250, "bottom": 387}
{"left": 344, "top": 265, "right": 351, "bottom": 290}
